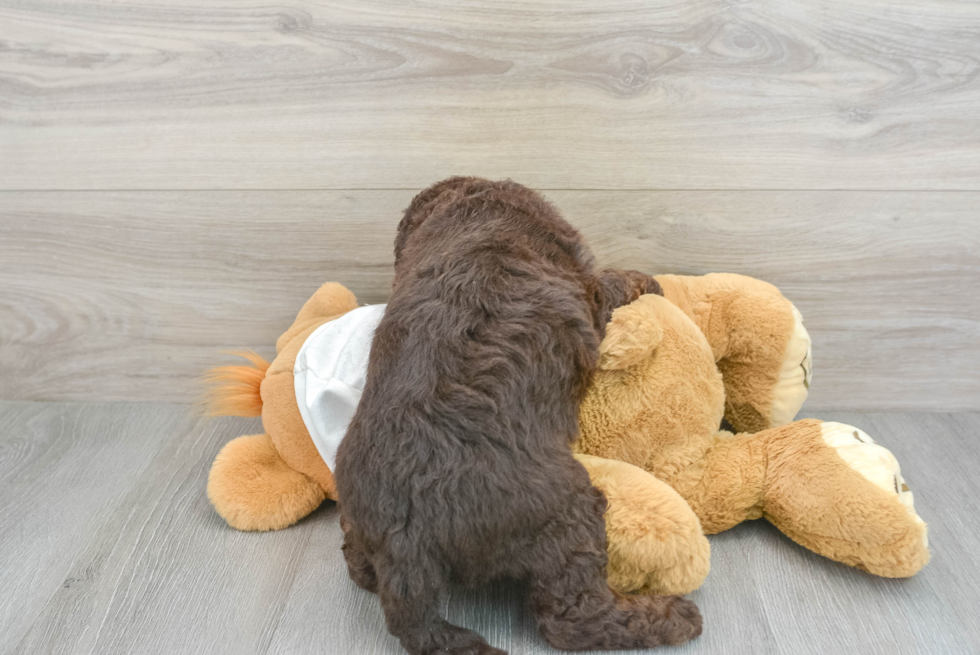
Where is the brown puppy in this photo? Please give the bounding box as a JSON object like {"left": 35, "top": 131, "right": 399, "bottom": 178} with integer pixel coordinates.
{"left": 336, "top": 177, "right": 702, "bottom": 655}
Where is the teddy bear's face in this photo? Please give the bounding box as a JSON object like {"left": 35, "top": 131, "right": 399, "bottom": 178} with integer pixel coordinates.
{"left": 575, "top": 294, "right": 725, "bottom": 473}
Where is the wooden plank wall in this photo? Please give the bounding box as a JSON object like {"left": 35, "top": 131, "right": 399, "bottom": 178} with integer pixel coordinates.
{"left": 1, "top": 0, "right": 978, "bottom": 409}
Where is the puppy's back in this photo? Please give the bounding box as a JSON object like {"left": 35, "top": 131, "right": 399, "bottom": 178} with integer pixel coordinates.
{"left": 338, "top": 178, "right": 600, "bottom": 554}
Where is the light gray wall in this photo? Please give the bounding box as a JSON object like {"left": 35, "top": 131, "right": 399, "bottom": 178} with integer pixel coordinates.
{"left": 2, "top": 0, "right": 978, "bottom": 409}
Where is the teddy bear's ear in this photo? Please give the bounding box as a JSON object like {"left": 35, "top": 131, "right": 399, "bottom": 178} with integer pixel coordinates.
{"left": 597, "top": 302, "right": 664, "bottom": 370}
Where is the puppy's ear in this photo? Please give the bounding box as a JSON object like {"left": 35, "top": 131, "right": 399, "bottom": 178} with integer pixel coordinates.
{"left": 598, "top": 302, "right": 664, "bottom": 370}
{"left": 395, "top": 177, "right": 480, "bottom": 268}
{"left": 594, "top": 269, "right": 661, "bottom": 332}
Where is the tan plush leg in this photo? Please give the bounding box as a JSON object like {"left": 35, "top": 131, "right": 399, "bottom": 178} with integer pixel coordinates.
{"left": 674, "top": 420, "right": 929, "bottom": 577}
{"left": 656, "top": 273, "right": 808, "bottom": 433}
{"left": 764, "top": 421, "right": 929, "bottom": 577}
{"left": 576, "top": 454, "right": 711, "bottom": 595}
{"left": 766, "top": 304, "right": 811, "bottom": 427}
{"left": 671, "top": 429, "right": 770, "bottom": 534}
{"left": 208, "top": 433, "right": 327, "bottom": 531}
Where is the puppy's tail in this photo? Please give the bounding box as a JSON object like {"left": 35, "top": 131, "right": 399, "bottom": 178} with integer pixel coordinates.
{"left": 201, "top": 351, "right": 270, "bottom": 417}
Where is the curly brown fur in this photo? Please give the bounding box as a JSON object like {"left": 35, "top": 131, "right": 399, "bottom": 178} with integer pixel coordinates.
{"left": 336, "top": 177, "right": 700, "bottom": 655}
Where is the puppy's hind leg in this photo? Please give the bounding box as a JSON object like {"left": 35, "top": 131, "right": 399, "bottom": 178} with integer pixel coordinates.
{"left": 528, "top": 484, "right": 702, "bottom": 650}
{"left": 340, "top": 511, "right": 377, "bottom": 593}
{"left": 374, "top": 550, "right": 507, "bottom": 655}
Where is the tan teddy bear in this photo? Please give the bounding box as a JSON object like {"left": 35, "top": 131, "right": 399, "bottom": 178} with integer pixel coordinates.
{"left": 577, "top": 274, "right": 929, "bottom": 595}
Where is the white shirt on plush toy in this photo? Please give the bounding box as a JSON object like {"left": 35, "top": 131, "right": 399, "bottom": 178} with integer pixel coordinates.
{"left": 293, "top": 303, "right": 386, "bottom": 471}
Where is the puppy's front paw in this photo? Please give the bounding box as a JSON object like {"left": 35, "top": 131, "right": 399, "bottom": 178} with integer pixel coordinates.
{"left": 658, "top": 596, "right": 703, "bottom": 645}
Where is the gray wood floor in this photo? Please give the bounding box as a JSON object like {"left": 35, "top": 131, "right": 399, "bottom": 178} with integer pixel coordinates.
{"left": 1, "top": 402, "right": 977, "bottom": 655}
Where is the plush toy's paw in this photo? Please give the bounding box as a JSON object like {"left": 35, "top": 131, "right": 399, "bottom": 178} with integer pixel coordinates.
{"left": 820, "top": 422, "right": 927, "bottom": 548}
{"left": 768, "top": 304, "right": 812, "bottom": 427}
{"left": 575, "top": 454, "right": 711, "bottom": 595}
{"left": 670, "top": 273, "right": 812, "bottom": 434}
{"left": 764, "top": 419, "right": 929, "bottom": 578}
{"left": 208, "top": 433, "right": 327, "bottom": 531}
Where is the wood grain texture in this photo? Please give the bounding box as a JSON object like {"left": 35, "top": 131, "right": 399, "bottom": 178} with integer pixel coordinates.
{"left": 10, "top": 410, "right": 311, "bottom": 655}
{"left": 0, "top": 402, "right": 203, "bottom": 652}
{"left": 1, "top": 403, "right": 978, "bottom": 654}
{"left": 1, "top": 0, "right": 979, "bottom": 190}
{"left": 2, "top": 190, "right": 977, "bottom": 409}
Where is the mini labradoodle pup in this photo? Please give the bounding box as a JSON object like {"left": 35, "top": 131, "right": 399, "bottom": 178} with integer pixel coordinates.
{"left": 336, "top": 177, "right": 702, "bottom": 655}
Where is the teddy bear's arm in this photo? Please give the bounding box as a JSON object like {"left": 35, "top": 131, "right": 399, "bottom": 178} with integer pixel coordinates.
{"left": 761, "top": 420, "right": 929, "bottom": 577}
{"left": 671, "top": 429, "right": 769, "bottom": 535}
{"left": 673, "top": 420, "right": 929, "bottom": 577}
